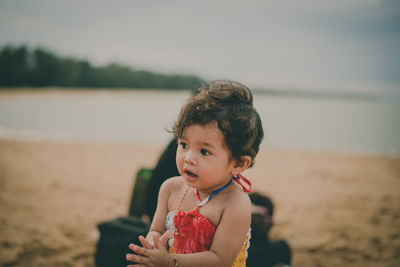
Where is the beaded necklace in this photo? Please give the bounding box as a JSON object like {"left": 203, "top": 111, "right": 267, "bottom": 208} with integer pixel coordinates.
{"left": 174, "top": 187, "right": 190, "bottom": 237}
{"left": 173, "top": 175, "right": 252, "bottom": 238}
{"left": 173, "top": 179, "right": 232, "bottom": 236}
{"left": 195, "top": 178, "right": 233, "bottom": 207}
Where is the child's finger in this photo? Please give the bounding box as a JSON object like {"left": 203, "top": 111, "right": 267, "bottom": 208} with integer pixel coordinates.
{"left": 139, "top": 235, "right": 154, "bottom": 249}
{"left": 126, "top": 253, "right": 148, "bottom": 265}
{"left": 152, "top": 234, "right": 159, "bottom": 249}
{"left": 159, "top": 230, "right": 171, "bottom": 245}
{"left": 126, "top": 253, "right": 138, "bottom": 262}
{"left": 130, "top": 244, "right": 151, "bottom": 257}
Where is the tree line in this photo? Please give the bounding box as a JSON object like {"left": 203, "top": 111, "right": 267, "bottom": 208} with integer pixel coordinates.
{"left": 0, "top": 45, "right": 205, "bottom": 90}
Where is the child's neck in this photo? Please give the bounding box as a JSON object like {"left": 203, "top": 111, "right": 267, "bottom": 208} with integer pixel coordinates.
{"left": 196, "top": 178, "right": 233, "bottom": 206}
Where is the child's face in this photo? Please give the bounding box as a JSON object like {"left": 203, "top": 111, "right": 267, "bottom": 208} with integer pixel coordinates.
{"left": 176, "top": 123, "right": 238, "bottom": 194}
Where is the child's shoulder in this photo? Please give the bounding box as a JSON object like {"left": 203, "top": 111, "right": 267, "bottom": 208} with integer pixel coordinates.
{"left": 224, "top": 184, "right": 252, "bottom": 211}
{"left": 160, "top": 176, "right": 185, "bottom": 193}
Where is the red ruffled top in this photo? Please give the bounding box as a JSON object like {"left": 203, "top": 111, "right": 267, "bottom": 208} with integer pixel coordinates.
{"left": 172, "top": 207, "right": 216, "bottom": 253}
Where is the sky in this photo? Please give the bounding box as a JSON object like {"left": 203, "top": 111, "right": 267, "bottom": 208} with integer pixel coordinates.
{"left": 0, "top": 0, "right": 399, "bottom": 93}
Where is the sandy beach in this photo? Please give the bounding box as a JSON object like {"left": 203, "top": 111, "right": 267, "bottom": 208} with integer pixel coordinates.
{"left": 0, "top": 139, "right": 399, "bottom": 266}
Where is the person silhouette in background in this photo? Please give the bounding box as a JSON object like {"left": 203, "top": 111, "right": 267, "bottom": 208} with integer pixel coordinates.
{"left": 139, "top": 138, "right": 291, "bottom": 266}
{"left": 247, "top": 192, "right": 291, "bottom": 267}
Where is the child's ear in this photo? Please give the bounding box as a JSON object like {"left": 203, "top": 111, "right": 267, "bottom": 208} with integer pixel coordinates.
{"left": 233, "top": 155, "right": 252, "bottom": 174}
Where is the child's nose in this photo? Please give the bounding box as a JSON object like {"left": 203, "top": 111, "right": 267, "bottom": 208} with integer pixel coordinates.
{"left": 184, "top": 151, "right": 197, "bottom": 165}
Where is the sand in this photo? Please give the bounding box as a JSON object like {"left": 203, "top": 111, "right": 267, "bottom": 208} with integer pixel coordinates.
{"left": 0, "top": 139, "right": 399, "bottom": 267}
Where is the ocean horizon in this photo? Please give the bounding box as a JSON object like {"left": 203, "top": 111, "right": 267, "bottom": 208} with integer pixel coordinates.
{"left": 0, "top": 88, "right": 399, "bottom": 156}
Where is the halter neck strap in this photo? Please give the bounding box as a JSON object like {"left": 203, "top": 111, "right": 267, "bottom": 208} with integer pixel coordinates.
{"left": 195, "top": 178, "right": 233, "bottom": 207}
{"left": 195, "top": 174, "right": 252, "bottom": 207}
{"left": 233, "top": 174, "right": 252, "bottom": 193}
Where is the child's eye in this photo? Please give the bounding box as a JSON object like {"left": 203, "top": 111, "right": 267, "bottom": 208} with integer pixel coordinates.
{"left": 179, "top": 142, "right": 188, "bottom": 149}
{"left": 200, "top": 148, "right": 210, "bottom": 156}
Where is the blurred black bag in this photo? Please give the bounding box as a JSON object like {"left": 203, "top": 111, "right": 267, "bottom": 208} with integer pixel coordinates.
{"left": 128, "top": 168, "right": 153, "bottom": 218}
{"left": 95, "top": 168, "right": 153, "bottom": 267}
{"left": 95, "top": 216, "right": 149, "bottom": 267}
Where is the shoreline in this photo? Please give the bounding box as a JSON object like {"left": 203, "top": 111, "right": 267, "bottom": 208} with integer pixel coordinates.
{"left": 0, "top": 134, "right": 398, "bottom": 158}
{"left": 0, "top": 139, "right": 399, "bottom": 266}
{"left": 1, "top": 88, "right": 398, "bottom": 157}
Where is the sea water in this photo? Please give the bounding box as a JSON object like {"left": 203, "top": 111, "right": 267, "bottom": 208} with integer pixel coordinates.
{"left": 0, "top": 89, "right": 399, "bottom": 155}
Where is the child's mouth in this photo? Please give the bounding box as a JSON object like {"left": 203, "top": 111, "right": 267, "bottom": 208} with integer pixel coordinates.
{"left": 185, "top": 170, "right": 198, "bottom": 178}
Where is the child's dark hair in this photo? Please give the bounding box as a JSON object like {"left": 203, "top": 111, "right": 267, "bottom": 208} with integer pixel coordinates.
{"left": 173, "top": 80, "right": 264, "bottom": 167}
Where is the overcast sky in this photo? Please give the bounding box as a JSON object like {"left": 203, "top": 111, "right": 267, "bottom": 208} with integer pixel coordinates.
{"left": 1, "top": 0, "right": 399, "bottom": 92}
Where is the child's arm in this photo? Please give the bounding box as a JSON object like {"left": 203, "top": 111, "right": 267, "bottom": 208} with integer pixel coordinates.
{"left": 128, "top": 177, "right": 176, "bottom": 250}
{"left": 146, "top": 177, "right": 177, "bottom": 244}
{"left": 206, "top": 191, "right": 252, "bottom": 265}
{"left": 127, "top": 189, "right": 252, "bottom": 267}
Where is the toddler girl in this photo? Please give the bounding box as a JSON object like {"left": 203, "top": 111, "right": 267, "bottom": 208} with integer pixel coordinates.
{"left": 126, "top": 80, "right": 264, "bottom": 266}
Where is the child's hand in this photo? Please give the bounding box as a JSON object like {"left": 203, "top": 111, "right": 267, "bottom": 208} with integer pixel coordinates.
{"left": 126, "top": 230, "right": 171, "bottom": 267}
{"left": 138, "top": 235, "right": 155, "bottom": 249}
{"left": 129, "top": 230, "right": 161, "bottom": 251}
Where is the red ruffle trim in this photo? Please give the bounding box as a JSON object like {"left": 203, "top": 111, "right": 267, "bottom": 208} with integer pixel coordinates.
{"left": 173, "top": 208, "right": 216, "bottom": 254}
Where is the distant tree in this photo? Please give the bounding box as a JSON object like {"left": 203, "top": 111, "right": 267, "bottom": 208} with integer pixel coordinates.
{"left": 0, "top": 45, "right": 205, "bottom": 90}
{"left": 0, "top": 45, "right": 30, "bottom": 86}
{"left": 29, "top": 48, "right": 59, "bottom": 86}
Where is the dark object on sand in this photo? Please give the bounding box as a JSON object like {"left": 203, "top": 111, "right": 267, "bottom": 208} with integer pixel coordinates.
{"left": 95, "top": 168, "right": 153, "bottom": 267}
{"left": 95, "top": 216, "right": 149, "bottom": 267}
